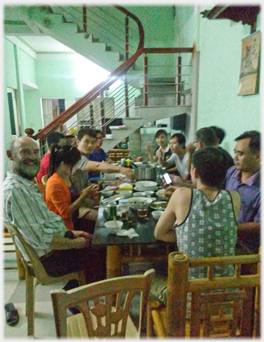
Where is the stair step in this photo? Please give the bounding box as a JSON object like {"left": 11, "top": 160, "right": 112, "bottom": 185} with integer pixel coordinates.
{"left": 109, "top": 125, "right": 127, "bottom": 130}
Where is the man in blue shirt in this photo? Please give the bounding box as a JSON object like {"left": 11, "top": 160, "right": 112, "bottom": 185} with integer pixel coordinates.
{"left": 88, "top": 130, "right": 112, "bottom": 181}
{"left": 225, "top": 130, "right": 260, "bottom": 254}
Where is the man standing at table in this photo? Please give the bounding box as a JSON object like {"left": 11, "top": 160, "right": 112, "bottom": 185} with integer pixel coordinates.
{"left": 225, "top": 130, "right": 260, "bottom": 255}
{"left": 71, "top": 126, "right": 134, "bottom": 193}
{"left": 88, "top": 130, "right": 112, "bottom": 182}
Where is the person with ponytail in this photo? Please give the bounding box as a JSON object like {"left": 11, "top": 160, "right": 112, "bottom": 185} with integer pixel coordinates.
{"left": 45, "top": 145, "right": 98, "bottom": 231}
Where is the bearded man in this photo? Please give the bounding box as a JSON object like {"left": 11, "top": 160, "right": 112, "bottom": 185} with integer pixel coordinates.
{"left": 3, "top": 136, "right": 105, "bottom": 286}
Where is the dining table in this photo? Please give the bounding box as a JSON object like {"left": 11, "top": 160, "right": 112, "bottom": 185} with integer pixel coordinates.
{"left": 92, "top": 191, "right": 176, "bottom": 279}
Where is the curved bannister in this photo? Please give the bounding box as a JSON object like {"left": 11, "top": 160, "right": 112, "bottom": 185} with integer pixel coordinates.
{"left": 35, "top": 46, "right": 194, "bottom": 140}
{"left": 114, "top": 5, "right": 145, "bottom": 50}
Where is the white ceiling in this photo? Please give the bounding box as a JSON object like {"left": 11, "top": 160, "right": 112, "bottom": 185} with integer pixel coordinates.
{"left": 17, "top": 36, "right": 74, "bottom": 53}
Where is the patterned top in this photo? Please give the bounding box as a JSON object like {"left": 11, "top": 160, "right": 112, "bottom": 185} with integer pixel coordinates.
{"left": 3, "top": 171, "right": 66, "bottom": 258}
{"left": 176, "top": 189, "right": 237, "bottom": 279}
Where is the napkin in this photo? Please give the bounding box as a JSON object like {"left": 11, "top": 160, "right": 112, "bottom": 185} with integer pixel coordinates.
{"left": 116, "top": 228, "right": 139, "bottom": 239}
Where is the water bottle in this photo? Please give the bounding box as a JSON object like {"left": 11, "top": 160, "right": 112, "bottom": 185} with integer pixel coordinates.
{"left": 156, "top": 165, "right": 162, "bottom": 184}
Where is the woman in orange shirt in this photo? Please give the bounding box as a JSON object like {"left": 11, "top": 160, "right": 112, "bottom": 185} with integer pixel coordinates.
{"left": 45, "top": 145, "right": 97, "bottom": 231}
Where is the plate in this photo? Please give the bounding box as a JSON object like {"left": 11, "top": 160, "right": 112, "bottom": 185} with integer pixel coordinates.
{"left": 150, "top": 201, "right": 168, "bottom": 210}
{"left": 128, "top": 197, "right": 156, "bottom": 209}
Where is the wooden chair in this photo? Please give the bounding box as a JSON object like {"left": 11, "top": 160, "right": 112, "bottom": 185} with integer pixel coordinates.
{"left": 3, "top": 226, "right": 25, "bottom": 280}
{"left": 37, "top": 183, "right": 46, "bottom": 201}
{"left": 147, "top": 252, "right": 260, "bottom": 338}
{"left": 107, "top": 149, "right": 130, "bottom": 163}
{"left": 4, "top": 223, "right": 86, "bottom": 337}
{"left": 51, "top": 269, "right": 155, "bottom": 338}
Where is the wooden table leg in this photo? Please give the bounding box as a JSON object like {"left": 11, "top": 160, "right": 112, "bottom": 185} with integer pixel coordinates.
{"left": 106, "top": 245, "right": 122, "bottom": 279}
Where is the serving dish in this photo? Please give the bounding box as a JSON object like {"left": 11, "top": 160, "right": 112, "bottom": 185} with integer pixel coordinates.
{"left": 150, "top": 201, "right": 168, "bottom": 210}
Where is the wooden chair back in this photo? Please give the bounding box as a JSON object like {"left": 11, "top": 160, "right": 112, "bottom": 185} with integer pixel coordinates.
{"left": 51, "top": 269, "right": 155, "bottom": 338}
{"left": 107, "top": 149, "right": 129, "bottom": 162}
{"left": 37, "top": 183, "right": 46, "bottom": 201}
{"left": 148, "top": 252, "right": 260, "bottom": 338}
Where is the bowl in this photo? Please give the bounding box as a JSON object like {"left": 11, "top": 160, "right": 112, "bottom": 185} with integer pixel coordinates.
{"left": 145, "top": 191, "right": 154, "bottom": 197}
{"left": 103, "top": 173, "right": 117, "bottom": 181}
{"left": 133, "top": 192, "right": 146, "bottom": 197}
{"left": 105, "top": 220, "right": 123, "bottom": 233}
{"left": 128, "top": 197, "right": 155, "bottom": 210}
{"left": 119, "top": 190, "right": 133, "bottom": 198}
{"left": 150, "top": 201, "right": 168, "bottom": 210}
{"left": 135, "top": 181, "right": 157, "bottom": 189}
{"left": 101, "top": 190, "right": 114, "bottom": 198}
{"left": 156, "top": 189, "right": 167, "bottom": 200}
{"left": 152, "top": 210, "right": 164, "bottom": 220}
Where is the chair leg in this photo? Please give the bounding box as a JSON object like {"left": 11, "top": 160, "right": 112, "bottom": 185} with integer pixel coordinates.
{"left": 78, "top": 270, "right": 86, "bottom": 286}
{"left": 15, "top": 250, "right": 26, "bottom": 280}
{"left": 147, "top": 300, "right": 163, "bottom": 337}
{"left": 26, "top": 274, "right": 35, "bottom": 336}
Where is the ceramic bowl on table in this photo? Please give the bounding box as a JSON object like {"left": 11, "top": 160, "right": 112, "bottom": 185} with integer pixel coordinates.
{"left": 156, "top": 189, "right": 167, "bottom": 201}
{"left": 128, "top": 197, "right": 155, "bottom": 210}
{"left": 150, "top": 201, "right": 168, "bottom": 210}
{"left": 152, "top": 210, "right": 164, "bottom": 220}
{"left": 133, "top": 192, "right": 146, "bottom": 197}
{"left": 105, "top": 220, "right": 123, "bottom": 234}
{"left": 119, "top": 190, "right": 133, "bottom": 198}
{"left": 135, "top": 181, "right": 158, "bottom": 192}
{"left": 103, "top": 173, "right": 117, "bottom": 181}
{"left": 101, "top": 190, "right": 114, "bottom": 198}
{"left": 145, "top": 191, "right": 154, "bottom": 197}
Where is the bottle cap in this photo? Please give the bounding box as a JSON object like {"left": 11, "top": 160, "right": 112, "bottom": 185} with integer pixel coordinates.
{"left": 119, "top": 199, "right": 129, "bottom": 204}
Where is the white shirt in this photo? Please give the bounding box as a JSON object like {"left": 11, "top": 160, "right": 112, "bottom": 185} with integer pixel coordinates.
{"left": 166, "top": 152, "right": 189, "bottom": 177}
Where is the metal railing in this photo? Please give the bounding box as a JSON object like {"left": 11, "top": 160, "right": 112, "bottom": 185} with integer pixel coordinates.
{"left": 31, "top": 5, "right": 194, "bottom": 154}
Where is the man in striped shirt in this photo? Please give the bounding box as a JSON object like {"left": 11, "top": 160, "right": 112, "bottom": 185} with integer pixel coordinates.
{"left": 3, "top": 136, "right": 105, "bottom": 285}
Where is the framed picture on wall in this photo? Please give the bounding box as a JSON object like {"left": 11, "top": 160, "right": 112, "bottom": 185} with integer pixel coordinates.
{"left": 238, "top": 31, "right": 260, "bottom": 96}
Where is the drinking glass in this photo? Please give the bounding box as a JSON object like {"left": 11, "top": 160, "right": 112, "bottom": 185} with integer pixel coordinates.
{"left": 137, "top": 202, "right": 149, "bottom": 219}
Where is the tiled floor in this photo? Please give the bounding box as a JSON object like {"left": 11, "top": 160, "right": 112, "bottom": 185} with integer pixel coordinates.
{"left": 3, "top": 248, "right": 150, "bottom": 339}
{"left": 4, "top": 248, "right": 66, "bottom": 339}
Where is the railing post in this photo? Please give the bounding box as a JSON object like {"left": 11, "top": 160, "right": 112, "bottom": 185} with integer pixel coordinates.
{"left": 89, "top": 103, "right": 94, "bottom": 127}
{"left": 144, "top": 54, "right": 148, "bottom": 106}
{"left": 25, "top": 128, "right": 35, "bottom": 139}
{"left": 167, "top": 252, "right": 189, "bottom": 337}
{"left": 125, "top": 16, "right": 129, "bottom": 117}
{"left": 177, "top": 55, "right": 182, "bottom": 105}
{"left": 100, "top": 92, "right": 105, "bottom": 136}
{"left": 83, "top": 6, "right": 87, "bottom": 33}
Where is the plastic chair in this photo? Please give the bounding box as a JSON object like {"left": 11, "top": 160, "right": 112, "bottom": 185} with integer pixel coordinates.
{"left": 51, "top": 269, "right": 155, "bottom": 338}
{"left": 147, "top": 252, "right": 260, "bottom": 338}
{"left": 4, "top": 223, "right": 86, "bottom": 337}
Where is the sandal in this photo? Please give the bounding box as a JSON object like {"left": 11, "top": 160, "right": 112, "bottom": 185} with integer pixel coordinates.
{"left": 5, "top": 303, "right": 19, "bottom": 326}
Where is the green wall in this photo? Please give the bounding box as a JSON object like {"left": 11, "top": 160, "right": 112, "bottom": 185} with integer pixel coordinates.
{"left": 175, "top": 5, "right": 261, "bottom": 155}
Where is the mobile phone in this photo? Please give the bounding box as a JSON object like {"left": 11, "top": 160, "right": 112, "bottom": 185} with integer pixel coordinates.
{"left": 163, "top": 172, "right": 172, "bottom": 185}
